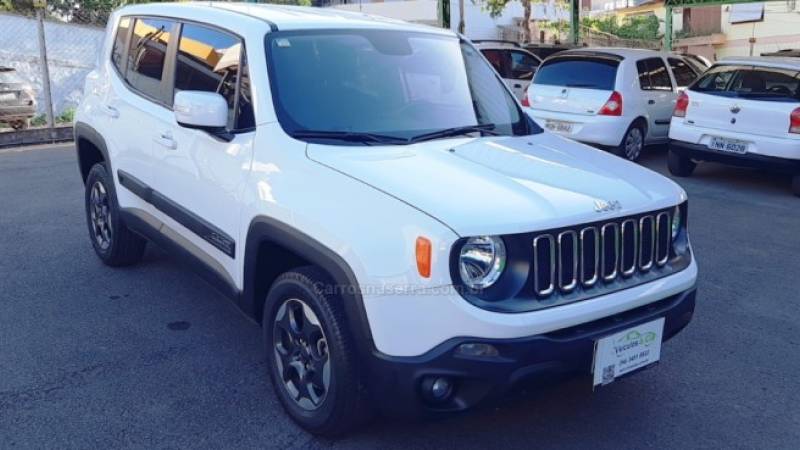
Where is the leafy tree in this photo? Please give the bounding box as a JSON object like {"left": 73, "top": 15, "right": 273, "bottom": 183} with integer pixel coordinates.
{"left": 582, "top": 14, "right": 660, "bottom": 41}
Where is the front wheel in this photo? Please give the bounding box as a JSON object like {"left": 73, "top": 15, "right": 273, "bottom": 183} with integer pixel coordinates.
{"left": 263, "top": 267, "right": 369, "bottom": 436}
{"left": 792, "top": 175, "right": 800, "bottom": 197}
{"left": 667, "top": 150, "right": 697, "bottom": 177}
{"left": 613, "top": 123, "right": 645, "bottom": 162}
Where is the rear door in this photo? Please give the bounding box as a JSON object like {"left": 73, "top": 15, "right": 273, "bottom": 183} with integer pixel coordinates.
{"left": 636, "top": 57, "right": 675, "bottom": 139}
{"left": 686, "top": 65, "right": 800, "bottom": 138}
{"left": 106, "top": 16, "right": 177, "bottom": 195}
{"left": 528, "top": 54, "right": 620, "bottom": 116}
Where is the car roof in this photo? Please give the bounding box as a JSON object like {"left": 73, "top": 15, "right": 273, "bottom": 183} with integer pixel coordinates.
{"left": 558, "top": 47, "right": 672, "bottom": 60}
{"left": 117, "top": 2, "right": 454, "bottom": 36}
{"left": 717, "top": 56, "right": 800, "bottom": 72}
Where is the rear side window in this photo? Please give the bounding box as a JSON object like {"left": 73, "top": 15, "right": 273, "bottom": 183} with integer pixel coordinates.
{"left": 637, "top": 58, "right": 673, "bottom": 91}
{"left": 534, "top": 57, "right": 619, "bottom": 90}
{"left": 509, "top": 50, "right": 539, "bottom": 80}
{"left": 692, "top": 65, "right": 800, "bottom": 102}
{"left": 668, "top": 58, "right": 697, "bottom": 89}
{"left": 126, "top": 17, "right": 175, "bottom": 101}
{"left": 174, "top": 23, "right": 254, "bottom": 130}
{"left": 111, "top": 17, "right": 131, "bottom": 73}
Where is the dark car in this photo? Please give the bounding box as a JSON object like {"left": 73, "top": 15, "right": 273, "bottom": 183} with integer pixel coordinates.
{"left": 0, "top": 67, "right": 37, "bottom": 130}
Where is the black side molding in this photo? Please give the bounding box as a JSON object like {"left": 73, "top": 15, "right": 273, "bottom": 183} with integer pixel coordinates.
{"left": 74, "top": 122, "right": 111, "bottom": 183}
{"left": 117, "top": 170, "right": 236, "bottom": 258}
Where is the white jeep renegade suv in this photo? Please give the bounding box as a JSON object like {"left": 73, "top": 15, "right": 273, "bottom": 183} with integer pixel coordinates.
{"left": 75, "top": 3, "right": 697, "bottom": 435}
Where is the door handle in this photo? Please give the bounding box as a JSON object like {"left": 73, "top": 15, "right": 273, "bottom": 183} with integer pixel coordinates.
{"left": 514, "top": 83, "right": 523, "bottom": 88}
{"left": 648, "top": 99, "right": 656, "bottom": 105}
{"left": 153, "top": 132, "right": 177, "bottom": 150}
{"left": 101, "top": 105, "right": 119, "bottom": 119}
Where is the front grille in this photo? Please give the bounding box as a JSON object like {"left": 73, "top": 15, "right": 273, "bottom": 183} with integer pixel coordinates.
{"left": 532, "top": 210, "right": 674, "bottom": 298}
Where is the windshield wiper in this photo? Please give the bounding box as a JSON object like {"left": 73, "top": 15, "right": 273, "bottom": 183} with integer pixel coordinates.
{"left": 292, "top": 130, "right": 407, "bottom": 145}
{"left": 407, "top": 124, "right": 500, "bottom": 144}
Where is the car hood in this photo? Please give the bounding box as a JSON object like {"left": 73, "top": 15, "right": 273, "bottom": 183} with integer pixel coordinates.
{"left": 306, "top": 133, "right": 686, "bottom": 237}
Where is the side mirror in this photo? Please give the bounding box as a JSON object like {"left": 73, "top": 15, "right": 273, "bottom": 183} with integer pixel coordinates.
{"left": 174, "top": 91, "right": 228, "bottom": 131}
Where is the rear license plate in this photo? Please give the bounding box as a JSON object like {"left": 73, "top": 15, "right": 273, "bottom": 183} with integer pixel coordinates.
{"left": 0, "top": 92, "right": 15, "bottom": 102}
{"left": 545, "top": 120, "right": 573, "bottom": 133}
{"left": 592, "top": 317, "right": 664, "bottom": 387}
{"left": 709, "top": 137, "right": 747, "bottom": 154}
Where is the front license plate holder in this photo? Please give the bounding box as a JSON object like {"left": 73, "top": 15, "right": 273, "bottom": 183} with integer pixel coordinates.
{"left": 592, "top": 317, "right": 665, "bottom": 387}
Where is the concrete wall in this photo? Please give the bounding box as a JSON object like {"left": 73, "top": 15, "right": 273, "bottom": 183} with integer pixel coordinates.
{"left": 331, "top": 0, "right": 440, "bottom": 25}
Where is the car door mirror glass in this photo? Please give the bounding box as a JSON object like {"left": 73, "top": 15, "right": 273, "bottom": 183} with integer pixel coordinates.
{"left": 173, "top": 90, "right": 228, "bottom": 131}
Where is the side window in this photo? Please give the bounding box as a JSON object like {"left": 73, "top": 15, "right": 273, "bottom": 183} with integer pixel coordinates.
{"left": 668, "top": 58, "right": 697, "bottom": 89}
{"left": 509, "top": 51, "right": 539, "bottom": 80}
{"left": 111, "top": 17, "right": 131, "bottom": 73}
{"left": 480, "top": 49, "right": 510, "bottom": 78}
{"left": 636, "top": 60, "right": 652, "bottom": 90}
{"left": 174, "top": 23, "right": 254, "bottom": 130}
{"left": 126, "top": 17, "right": 175, "bottom": 102}
{"left": 637, "top": 58, "right": 673, "bottom": 91}
{"left": 691, "top": 66, "right": 739, "bottom": 94}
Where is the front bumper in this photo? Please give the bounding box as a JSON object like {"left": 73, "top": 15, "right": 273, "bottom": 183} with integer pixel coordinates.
{"left": 670, "top": 140, "right": 800, "bottom": 174}
{"left": 366, "top": 288, "right": 696, "bottom": 417}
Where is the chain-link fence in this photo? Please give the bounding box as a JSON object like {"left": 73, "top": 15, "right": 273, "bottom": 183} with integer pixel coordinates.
{"left": 0, "top": 8, "right": 104, "bottom": 135}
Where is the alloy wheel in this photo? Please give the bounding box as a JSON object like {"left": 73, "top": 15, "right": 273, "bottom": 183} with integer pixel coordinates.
{"left": 89, "top": 181, "right": 112, "bottom": 250}
{"left": 624, "top": 128, "right": 644, "bottom": 161}
{"left": 273, "top": 298, "right": 331, "bottom": 411}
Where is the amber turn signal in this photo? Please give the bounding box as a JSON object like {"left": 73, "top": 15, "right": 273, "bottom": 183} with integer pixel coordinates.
{"left": 416, "top": 237, "right": 432, "bottom": 278}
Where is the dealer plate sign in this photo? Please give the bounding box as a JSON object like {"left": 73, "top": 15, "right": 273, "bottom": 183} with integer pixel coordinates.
{"left": 592, "top": 317, "right": 665, "bottom": 387}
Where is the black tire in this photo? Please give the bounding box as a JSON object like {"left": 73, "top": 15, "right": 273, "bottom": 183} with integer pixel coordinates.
{"left": 263, "top": 266, "right": 370, "bottom": 436}
{"left": 10, "top": 119, "right": 29, "bottom": 130}
{"left": 613, "top": 122, "right": 646, "bottom": 162}
{"left": 792, "top": 175, "right": 800, "bottom": 198}
{"left": 84, "top": 163, "right": 146, "bottom": 266}
{"left": 667, "top": 150, "right": 697, "bottom": 177}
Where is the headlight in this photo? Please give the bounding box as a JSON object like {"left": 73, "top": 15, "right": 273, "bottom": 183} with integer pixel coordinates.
{"left": 459, "top": 236, "right": 506, "bottom": 289}
{"left": 671, "top": 205, "right": 682, "bottom": 240}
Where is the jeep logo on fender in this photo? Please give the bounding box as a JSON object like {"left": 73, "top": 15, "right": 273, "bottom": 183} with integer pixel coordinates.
{"left": 594, "top": 199, "right": 622, "bottom": 213}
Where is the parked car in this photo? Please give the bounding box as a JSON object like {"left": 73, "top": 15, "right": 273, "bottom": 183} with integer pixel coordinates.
{"left": 474, "top": 40, "right": 542, "bottom": 101}
{"left": 677, "top": 52, "right": 712, "bottom": 74}
{"left": 525, "top": 48, "right": 702, "bottom": 161}
{"left": 523, "top": 43, "right": 578, "bottom": 60}
{"left": 0, "top": 67, "right": 36, "bottom": 130}
{"left": 668, "top": 57, "right": 800, "bottom": 196}
{"left": 76, "top": 3, "right": 697, "bottom": 435}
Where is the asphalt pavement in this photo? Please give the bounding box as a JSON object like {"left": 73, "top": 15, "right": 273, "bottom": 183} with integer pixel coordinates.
{"left": 1, "top": 143, "right": 799, "bottom": 449}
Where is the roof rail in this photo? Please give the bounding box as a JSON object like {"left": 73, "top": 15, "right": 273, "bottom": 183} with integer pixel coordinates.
{"left": 471, "top": 39, "right": 521, "bottom": 48}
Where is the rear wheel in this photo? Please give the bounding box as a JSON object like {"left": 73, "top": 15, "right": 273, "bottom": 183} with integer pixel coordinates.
{"left": 667, "top": 150, "right": 697, "bottom": 177}
{"left": 613, "top": 123, "right": 645, "bottom": 162}
{"left": 10, "top": 119, "right": 29, "bottom": 130}
{"left": 84, "top": 163, "right": 146, "bottom": 266}
{"left": 792, "top": 175, "right": 800, "bottom": 197}
{"left": 263, "top": 267, "right": 369, "bottom": 436}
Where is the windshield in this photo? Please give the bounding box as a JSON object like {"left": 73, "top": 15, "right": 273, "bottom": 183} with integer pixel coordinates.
{"left": 0, "top": 69, "right": 24, "bottom": 84}
{"left": 534, "top": 57, "right": 619, "bottom": 90}
{"left": 265, "top": 30, "right": 535, "bottom": 145}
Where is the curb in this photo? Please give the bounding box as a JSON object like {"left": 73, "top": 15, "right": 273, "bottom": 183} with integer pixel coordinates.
{"left": 0, "top": 126, "right": 74, "bottom": 149}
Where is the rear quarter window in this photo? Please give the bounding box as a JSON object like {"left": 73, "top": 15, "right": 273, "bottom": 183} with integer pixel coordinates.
{"left": 533, "top": 57, "right": 618, "bottom": 90}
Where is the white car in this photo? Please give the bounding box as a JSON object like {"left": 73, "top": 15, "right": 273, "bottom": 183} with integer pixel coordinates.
{"left": 668, "top": 57, "right": 800, "bottom": 196}
{"left": 474, "top": 40, "right": 542, "bottom": 101}
{"left": 75, "top": 3, "right": 697, "bottom": 435}
{"left": 526, "top": 48, "right": 701, "bottom": 161}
